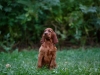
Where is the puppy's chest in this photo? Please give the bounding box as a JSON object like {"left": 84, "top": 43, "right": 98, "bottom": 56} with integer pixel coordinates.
{"left": 41, "top": 42, "right": 56, "bottom": 54}
{"left": 43, "top": 45, "right": 55, "bottom": 55}
{"left": 42, "top": 42, "right": 53, "bottom": 49}
{"left": 44, "top": 45, "right": 54, "bottom": 52}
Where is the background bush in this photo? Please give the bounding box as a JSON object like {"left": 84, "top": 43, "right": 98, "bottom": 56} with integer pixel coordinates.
{"left": 0, "top": 0, "right": 100, "bottom": 51}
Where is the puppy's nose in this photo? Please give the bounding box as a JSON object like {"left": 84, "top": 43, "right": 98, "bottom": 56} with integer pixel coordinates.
{"left": 44, "top": 32, "right": 47, "bottom": 35}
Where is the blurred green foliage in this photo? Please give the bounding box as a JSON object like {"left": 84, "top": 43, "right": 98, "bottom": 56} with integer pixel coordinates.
{"left": 0, "top": 0, "right": 100, "bottom": 50}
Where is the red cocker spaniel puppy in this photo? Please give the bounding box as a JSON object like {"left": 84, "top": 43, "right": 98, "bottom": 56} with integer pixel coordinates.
{"left": 37, "top": 28, "right": 58, "bottom": 69}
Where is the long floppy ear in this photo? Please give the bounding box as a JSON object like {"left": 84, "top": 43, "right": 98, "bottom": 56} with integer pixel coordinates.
{"left": 52, "top": 31, "right": 58, "bottom": 44}
{"left": 40, "top": 34, "right": 45, "bottom": 44}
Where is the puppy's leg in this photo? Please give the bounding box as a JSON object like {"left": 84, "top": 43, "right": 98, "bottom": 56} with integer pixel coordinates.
{"left": 37, "top": 52, "right": 44, "bottom": 68}
{"left": 50, "top": 52, "right": 56, "bottom": 69}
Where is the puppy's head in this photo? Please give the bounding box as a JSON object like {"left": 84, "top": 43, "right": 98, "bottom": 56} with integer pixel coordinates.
{"left": 41, "top": 28, "right": 58, "bottom": 44}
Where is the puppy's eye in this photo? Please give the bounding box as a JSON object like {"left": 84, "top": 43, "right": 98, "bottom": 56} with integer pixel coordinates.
{"left": 48, "top": 31, "right": 51, "bottom": 32}
{"left": 48, "top": 30, "right": 52, "bottom": 32}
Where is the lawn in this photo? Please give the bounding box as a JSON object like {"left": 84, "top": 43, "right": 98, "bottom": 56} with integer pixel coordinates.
{"left": 0, "top": 48, "right": 100, "bottom": 75}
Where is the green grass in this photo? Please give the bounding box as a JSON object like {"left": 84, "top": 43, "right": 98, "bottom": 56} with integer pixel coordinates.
{"left": 0, "top": 48, "right": 100, "bottom": 75}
